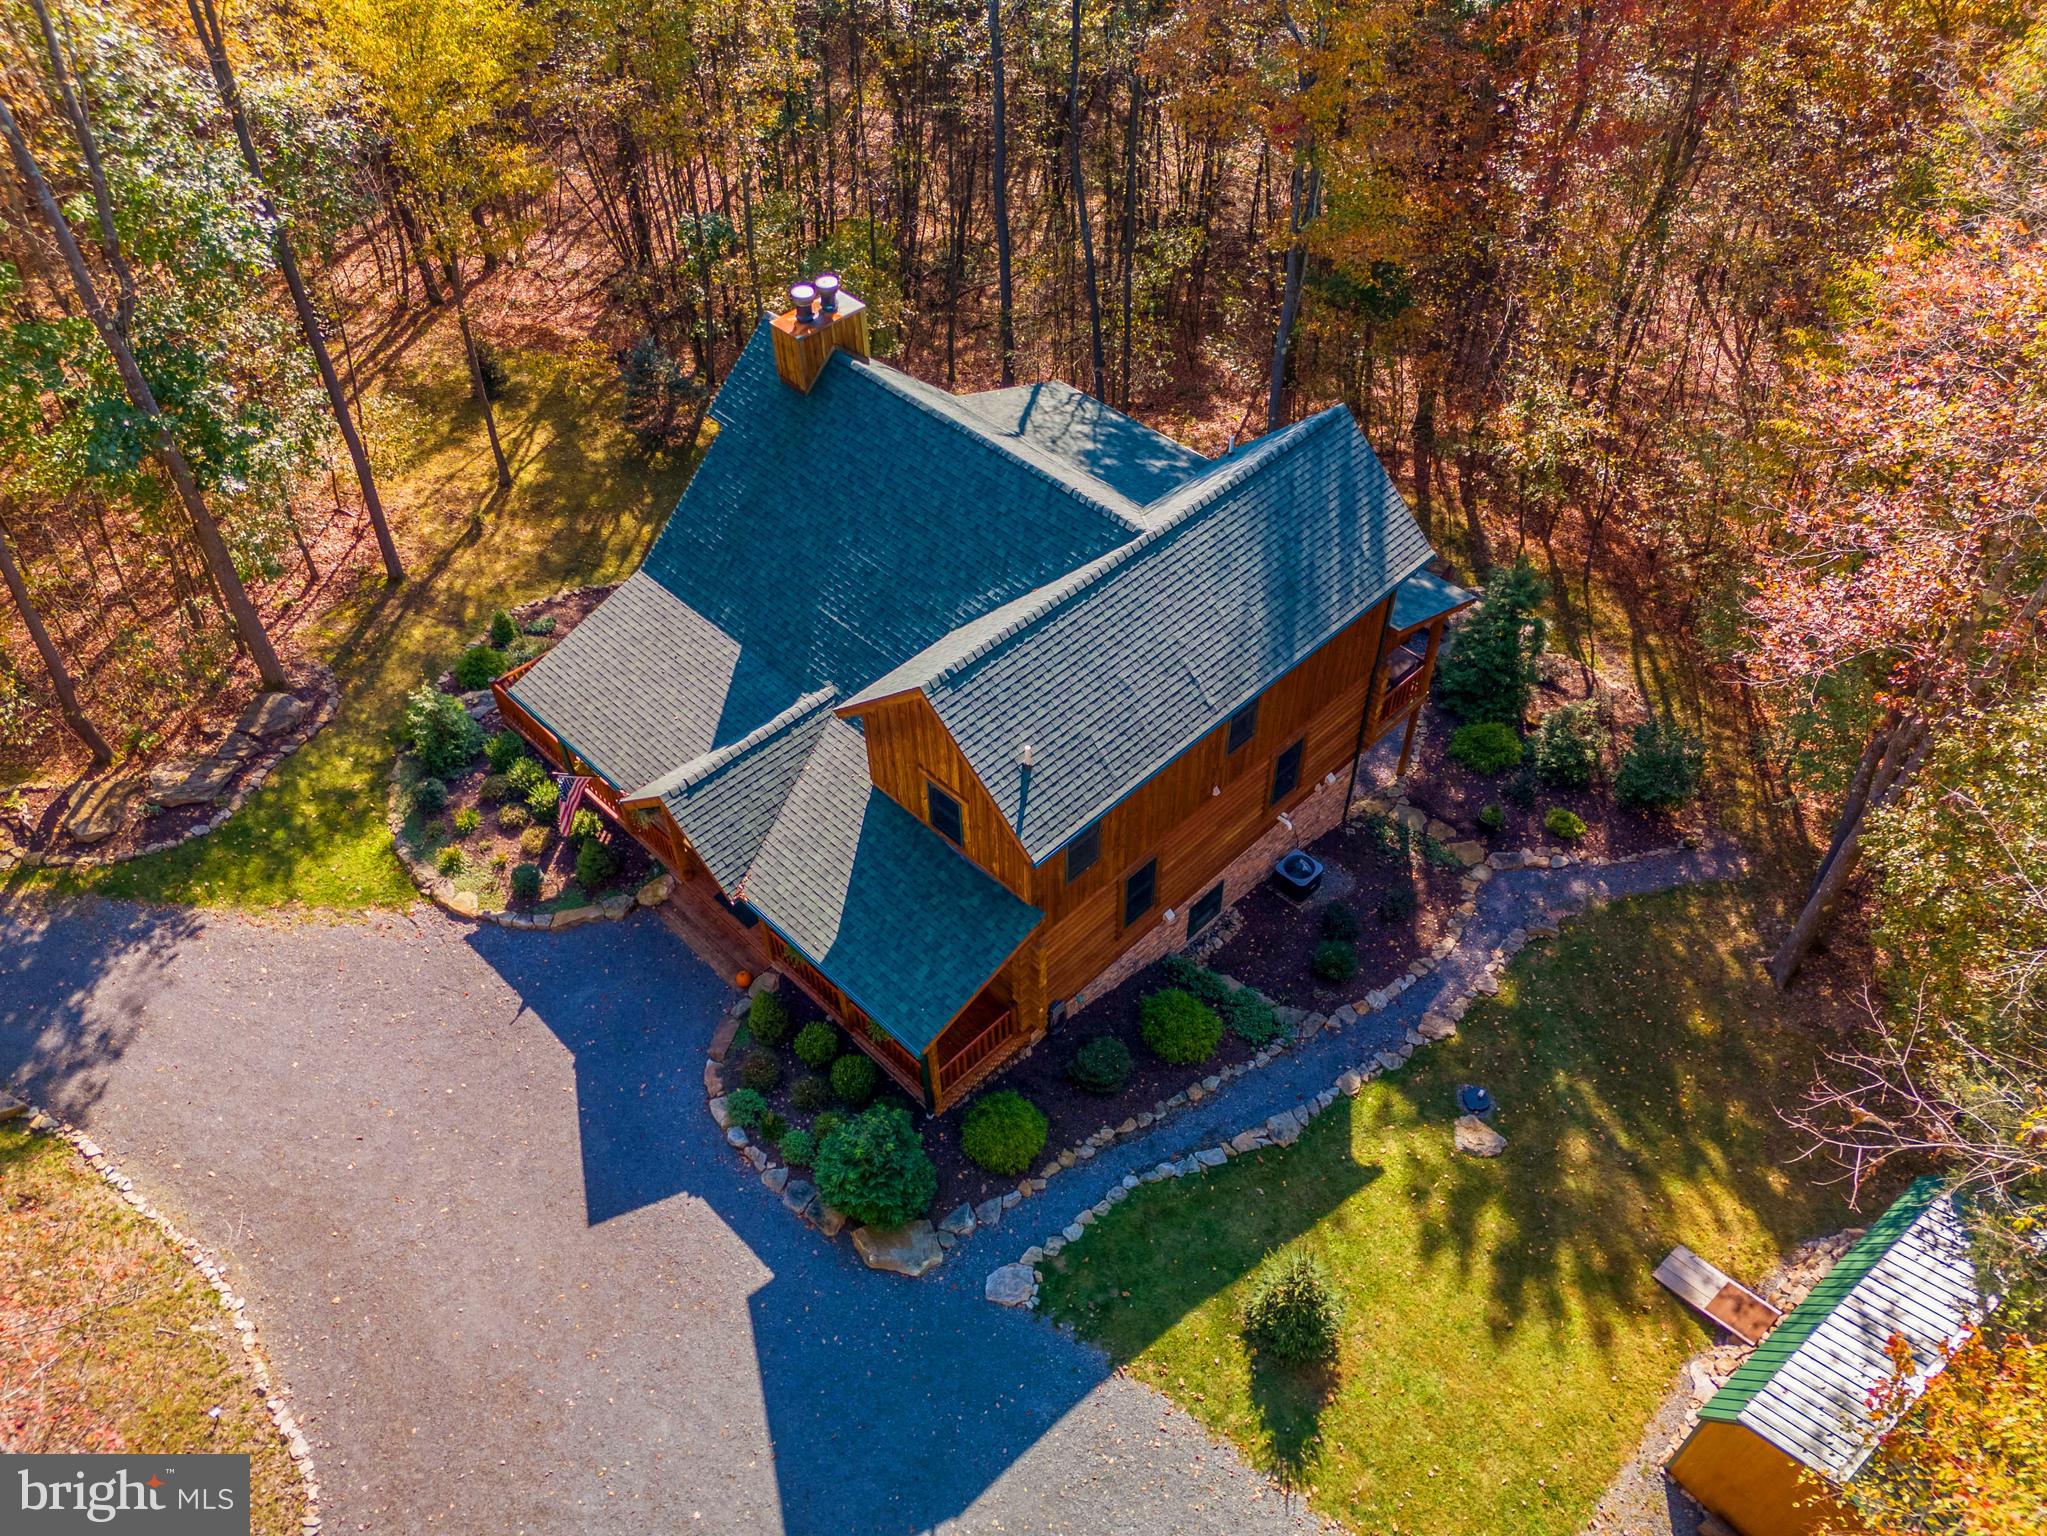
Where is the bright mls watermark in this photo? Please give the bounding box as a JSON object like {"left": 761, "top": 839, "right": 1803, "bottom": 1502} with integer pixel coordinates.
{"left": 1, "top": 1455, "right": 249, "bottom": 1534}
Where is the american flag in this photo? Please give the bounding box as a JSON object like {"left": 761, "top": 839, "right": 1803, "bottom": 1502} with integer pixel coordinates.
{"left": 556, "top": 773, "right": 593, "bottom": 837}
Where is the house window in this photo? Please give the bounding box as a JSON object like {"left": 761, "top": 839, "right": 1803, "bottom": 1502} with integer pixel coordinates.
{"left": 1123, "top": 858, "right": 1157, "bottom": 927}
{"left": 1065, "top": 819, "right": 1102, "bottom": 884}
{"left": 1226, "top": 699, "right": 1259, "bottom": 753}
{"left": 927, "top": 781, "right": 964, "bottom": 845}
{"left": 1188, "top": 881, "right": 1225, "bottom": 937}
{"left": 1270, "top": 738, "right": 1305, "bottom": 805}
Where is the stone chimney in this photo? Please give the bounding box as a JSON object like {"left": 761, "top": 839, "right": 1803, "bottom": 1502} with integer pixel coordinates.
{"left": 772, "top": 276, "right": 870, "bottom": 392}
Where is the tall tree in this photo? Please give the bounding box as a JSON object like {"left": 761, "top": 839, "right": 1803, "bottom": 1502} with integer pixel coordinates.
{"left": 0, "top": 510, "right": 109, "bottom": 766}
{"left": 989, "top": 0, "right": 1016, "bottom": 386}
{"left": 185, "top": 0, "right": 402, "bottom": 582}
{"left": 1068, "top": 0, "right": 1105, "bottom": 397}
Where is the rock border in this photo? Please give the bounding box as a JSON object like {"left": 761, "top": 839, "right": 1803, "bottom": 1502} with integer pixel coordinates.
{"left": 983, "top": 837, "right": 1707, "bottom": 1308}
{"left": 0, "top": 662, "right": 339, "bottom": 874}
{"left": 0, "top": 1091, "right": 322, "bottom": 1531}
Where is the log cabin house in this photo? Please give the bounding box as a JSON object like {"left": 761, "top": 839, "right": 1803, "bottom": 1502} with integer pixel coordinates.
{"left": 494, "top": 289, "right": 1471, "bottom": 1112}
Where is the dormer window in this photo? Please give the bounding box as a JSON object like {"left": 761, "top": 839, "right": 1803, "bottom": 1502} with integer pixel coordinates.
{"left": 927, "top": 781, "right": 964, "bottom": 845}
{"left": 1227, "top": 699, "right": 1259, "bottom": 753}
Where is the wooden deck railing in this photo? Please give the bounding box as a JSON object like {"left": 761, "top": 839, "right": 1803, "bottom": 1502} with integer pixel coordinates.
{"left": 930, "top": 999, "right": 1024, "bottom": 1108}
{"left": 1372, "top": 664, "right": 1427, "bottom": 734}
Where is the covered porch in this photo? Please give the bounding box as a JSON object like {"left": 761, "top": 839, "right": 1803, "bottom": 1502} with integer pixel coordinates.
{"left": 1366, "top": 569, "right": 1474, "bottom": 775}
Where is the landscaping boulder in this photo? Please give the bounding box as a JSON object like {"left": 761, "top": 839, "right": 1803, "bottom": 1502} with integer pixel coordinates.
{"left": 985, "top": 1264, "right": 1036, "bottom": 1307}
{"left": 852, "top": 1220, "right": 943, "bottom": 1277}
{"left": 1453, "top": 1115, "right": 1507, "bottom": 1157}
{"left": 636, "top": 872, "right": 674, "bottom": 907}
{"left": 235, "top": 691, "right": 310, "bottom": 739}
{"left": 938, "top": 1203, "right": 976, "bottom": 1238}
{"left": 1447, "top": 839, "right": 1488, "bottom": 867}
{"left": 63, "top": 776, "right": 144, "bottom": 845}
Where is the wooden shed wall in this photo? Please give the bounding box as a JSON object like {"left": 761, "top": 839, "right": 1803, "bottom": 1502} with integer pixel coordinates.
{"left": 1668, "top": 1421, "right": 1856, "bottom": 1536}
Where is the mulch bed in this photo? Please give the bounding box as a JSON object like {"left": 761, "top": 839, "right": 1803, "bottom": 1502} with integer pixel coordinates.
{"left": 1, "top": 664, "right": 330, "bottom": 865}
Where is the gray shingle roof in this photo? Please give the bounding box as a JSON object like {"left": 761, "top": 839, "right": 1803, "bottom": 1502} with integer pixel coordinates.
{"left": 947, "top": 380, "right": 1210, "bottom": 507}
{"left": 1391, "top": 568, "right": 1474, "bottom": 633}
{"left": 738, "top": 718, "right": 1042, "bottom": 1054}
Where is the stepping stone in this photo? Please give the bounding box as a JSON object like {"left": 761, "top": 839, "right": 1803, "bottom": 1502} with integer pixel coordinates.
{"left": 1426, "top": 818, "right": 1457, "bottom": 843}
{"left": 1447, "top": 839, "right": 1488, "bottom": 867}
{"left": 235, "top": 692, "right": 310, "bottom": 739}
{"left": 985, "top": 1264, "right": 1036, "bottom": 1306}
{"left": 852, "top": 1220, "right": 943, "bottom": 1276}
{"left": 1454, "top": 1115, "right": 1507, "bottom": 1158}
{"left": 64, "top": 776, "right": 144, "bottom": 845}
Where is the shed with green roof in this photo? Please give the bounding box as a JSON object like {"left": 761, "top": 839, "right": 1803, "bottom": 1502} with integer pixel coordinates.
{"left": 1668, "top": 1178, "right": 1988, "bottom": 1536}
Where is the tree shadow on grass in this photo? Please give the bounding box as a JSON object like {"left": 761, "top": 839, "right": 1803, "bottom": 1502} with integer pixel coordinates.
{"left": 1248, "top": 1350, "right": 1341, "bottom": 1493}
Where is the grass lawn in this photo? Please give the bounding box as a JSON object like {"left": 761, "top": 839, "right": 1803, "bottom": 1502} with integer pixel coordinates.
{"left": 14, "top": 326, "right": 690, "bottom": 912}
{"left": 0, "top": 1126, "right": 304, "bottom": 1533}
{"left": 1038, "top": 883, "right": 1870, "bottom": 1536}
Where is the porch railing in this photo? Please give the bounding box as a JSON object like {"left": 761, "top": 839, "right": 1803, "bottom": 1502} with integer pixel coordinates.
{"left": 930, "top": 1001, "right": 1024, "bottom": 1108}
{"left": 1373, "top": 664, "right": 1427, "bottom": 734}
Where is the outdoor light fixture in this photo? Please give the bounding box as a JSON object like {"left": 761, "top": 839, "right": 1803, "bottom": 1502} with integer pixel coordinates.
{"left": 788, "top": 281, "right": 818, "bottom": 321}
{"left": 815, "top": 271, "right": 842, "bottom": 312}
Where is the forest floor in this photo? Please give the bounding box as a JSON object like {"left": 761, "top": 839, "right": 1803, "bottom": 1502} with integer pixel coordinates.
{"left": 1035, "top": 882, "right": 1871, "bottom": 1536}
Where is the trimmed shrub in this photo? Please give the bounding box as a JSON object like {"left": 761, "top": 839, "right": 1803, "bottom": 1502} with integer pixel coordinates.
{"left": 778, "top": 1128, "right": 817, "bottom": 1168}
{"left": 758, "top": 1110, "right": 787, "bottom": 1144}
{"left": 488, "top": 608, "right": 518, "bottom": 649}
{"left": 1139, "top": 988, "right": 1224, "bottom": 1065}
{"left": 525, "top": 778, "right": 560, "bottom": 820}
{"left": 1160, "top": 953, "right": 1236, "bottom": 1012}
{"left": 1376, "top": 884, "right": 1418, "bottom": 923}
{"left": 791, "top": 1074, "right": 832, "bottom": 1114}
{"left": 452, "top": 807, "right": 481, "bottom": 837}
{"left": 1067, "top": 1036, "right": 1133, "bottom": 1095}
{"left": 485, "top": 730, "right": 526, "bottom": 773}
{"left": 1504, "top": 763, "right": 1540, "bottom": 808}
{"left": 478, "top": 773, "right": 512, "bottom": 805}
{"left": 1220, "top": 988, "right": 1285, "bottom": 1047}
{"left": 1311, "top": 939, "right": 1359, "bottom": 983}
{"left": 813, "top": 1104, "right": 937, "bottom": 1228}
{"left": 1477, "top": 802, "right": 1505, "bottom": 833}
{"left": 510, "top": 863, "right": 542, "bottom": 902}
{"left": 830, "top": 1050, "right": 878, "bottom": 1107}
{"left": 404, "top": 683, "right": 483, "bottom": 778}
{"left": 738, "top": 1048, "right": 782, "bottom": 1094}
{"left": 1318, "top": 901, "right": 1360, "bottom": 942}
{"left": 497, "top": 801, "right": 530, "bottom": 832}
{"left": 1544, "top": 806, "right": 1588, "bottom": 842}
{"left": 411, "top": 776, "right": 448, "bottom": 817}
{"left": 518, "top": 825, "right": 549, "bottom": 857}
{"left": 505, "top": 756, "right": 548, "bottom": 796}
{"left": 1242, "top": 1249, "right": 1346, "bottom": 1363}
{"left": 574, "top": 837, "right": 617, "bottom": 890}
{"left": 524, "top": 614, "right": 557, "bottom": 636}
{"left": 435, "top": 845, "right": 464, "bottom": 876}
{"left": 811, "top": 1110, "right": 846, "bottom": 1145}
{"left": 1448, "top": 720, "right": 1524, "bottom": 776}
{"left": 1534, "top": 701, "right": 1603, "bottom": 788}
{"left": 959, "top": 1090, "right": 1048, "bottom": 1176}
{"left": 747, "top": 991, "right": 793, "bottom": 1047}
{"left": 1615, "top": 719, "right": 1705, "bottom": 811}
{"left": 1434, "top": 559, "right": 1548, "bottom": 725}
{"left": 569, "top": 808, "right": 602, "bottom": 842}
{"left": 723, "top": 1087, "right": 768, "bottom": 1132}
{"left": 793, "top": 1020, "right": 839, "bottom": 1070}
{"left": 454, "top": 645, "right": 508, "bottom": 691}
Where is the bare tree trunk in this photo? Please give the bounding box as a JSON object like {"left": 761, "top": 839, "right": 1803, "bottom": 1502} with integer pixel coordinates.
{"left": 1120, "top": 71, "right": 1140, "bottom": 409}
{"left": 989, "top": 0, "right": 1016, "bottom": 386}
{"left": 1067, "top": 0, "right": 1104, "bottom": 397}
{"left": 187, "top": 0, "right": 403, "bottom": 584}
{"left": 1266, "top": 159, "right": 1320, "bottom": 431}
{"left": 447, "top": 257, "right": 512, "bottom": 489}
{"left": 0, "top": 31, "right": 286, "bottom": 690}
{"left": 0, "top": 514, "right": 112, "bottom": 766}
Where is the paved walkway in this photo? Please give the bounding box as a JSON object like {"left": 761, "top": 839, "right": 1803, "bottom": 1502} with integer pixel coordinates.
{"left": 0, "top": 897, "right": 1320, "bottom": 1536}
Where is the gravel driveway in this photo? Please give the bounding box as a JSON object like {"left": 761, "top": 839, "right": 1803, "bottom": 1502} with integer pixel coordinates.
{"left": 0, "top": 897, "right": 1318, "bottom": 1536}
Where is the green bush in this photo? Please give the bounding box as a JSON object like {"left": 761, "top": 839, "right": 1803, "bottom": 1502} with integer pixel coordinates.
{"left": 1318, "top": 901, "right": 1359, "bottom": 942}
{"left": 1615, "top": 719, "right": 1705, "bottom": 811}
{"left": 738, "top": 1048, "right": 782, "bottom": 1093}
{"left": 452, "top": 806, "right": 481, "bottom": 837}
{"left": 404, "top": 683, "right": 483, "bottom": 778}
{"left": 778, "top": 1128, "right": 817, "bottom": 1168}
{"left": 1139, "top": 988, "right": 1224, "bottom": 1065}
{"left": 723, "top": 1087, "right": 768, "bottom": 1132}
{"left": 1160, "top": 953, "right": 1236, "bottom": 1012}
{"left": 478, "top": 773, "right": 511, "bottom": 804}
{"left": 1504, "top": 763, "right": 1539, "bottom": 808}
{"left": 485, "top": 730, "right": 526, "bottom": 773}
{"left": 747, "top": 991, "right": 793, "bottom": 1047}
{"left": 435, "top": 845, "right": 464, "bottom": 876}
{"left": 518, "top": 825, "right": 549, "bottom": 857}
{"left": 831, "top": 1050, "right": 878, "bottom": 1106}
{"left": 497, "top": 801, "right": 530, "bottom": 832}
{"left": 1242, "top": 1249, "right": 1346, "bottom": 1363}
{"left": 1544, "top": 806, "right": 1588, "bottom": 842}
{"left": 454, "top": 645, "right": 508, "bottom": 691}
{"left": 811, "top": 1110, "right": 846, "bottom": 1145}
{"left": 1448, "top": 720, "right": 1524, "bottom": 776}
{"left": 525, "top": 614, "right": 557, "bottom": 636}
{"left": 488, "top": 609, "right": 518, "bottom": 649}
{"left": 813, "top": 1104, "right": 937, "bottom": 1228}
{"left": 411, "top": 776, "right": 448, "bottom": 817}
{"left": 1377, "top": 884, "right": 1418, "bottom": 923}
{"left": 793, "top": 1020, "right": 839, "bottom": 1070}
{"left": 1311, "top": 939, "right": 1358, "bottom": 983}
{"left": 1067, "top": 1035, "right": 1133, "bottom": 1095}
{"left": 510, "top": 863, "right": 542, "bottom": 901}
{"left": 1477, "top": 802, "right": 1505, "bottom": 833}
{"left": 758, "top": 1110, "right": 787, "bottom": 1144}
{"left": 1533, "top": 701, "right": 1602, "bottom": 788}
{"left": 1220, "top": 988, "right": 1285, "bottom": 1046}
{"left": 525, "top": 778, "right": 560, "bottom": 820}
{"left": 959, "top": 1090, "right": 1049, "bottom": 1176}
{"left": 1434, "top": 559, "right": 1548, "bottom": 725}
{"left": 574, "top": 837, "right": 617, "bottom": 889}
{"left": 506, "top": 756, "right": 548, "bottom": 796}
{"left": 569, "top": 807, "right": 602, "bottom": 842}
{"left": 791, "top": 1074, "right": 832, "bottom": 1114}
